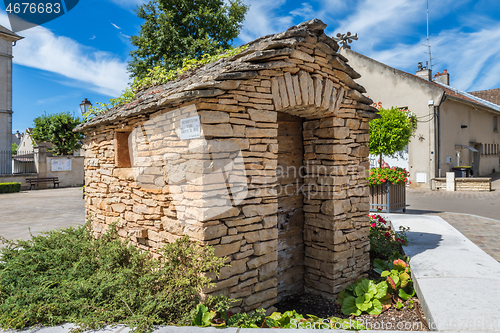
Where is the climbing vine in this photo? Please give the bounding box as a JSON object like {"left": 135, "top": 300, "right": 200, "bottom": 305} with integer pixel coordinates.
{"left": 85, "top": 46, "right": 248, "bottom": 121}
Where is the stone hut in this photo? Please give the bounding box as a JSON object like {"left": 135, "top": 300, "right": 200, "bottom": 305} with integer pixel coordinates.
{"left": 76, "top": 19, "right": 378, "bottom": 313}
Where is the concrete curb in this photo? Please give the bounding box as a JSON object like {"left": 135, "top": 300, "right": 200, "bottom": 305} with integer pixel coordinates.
{"left": 386, "top": 214, "right": 500, "bottom": 332}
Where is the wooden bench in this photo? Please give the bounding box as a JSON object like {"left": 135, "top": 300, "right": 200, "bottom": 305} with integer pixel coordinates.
{"left": 26, "top": 177, "right": 60, "bottom": 190}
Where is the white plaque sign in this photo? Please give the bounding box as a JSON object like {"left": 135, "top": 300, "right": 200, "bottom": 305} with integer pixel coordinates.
{"left": 51, "top": 159, "right": 72, "bottom": 171}
{"left": 180, "top": 116, "right": 201, "bottom": 140}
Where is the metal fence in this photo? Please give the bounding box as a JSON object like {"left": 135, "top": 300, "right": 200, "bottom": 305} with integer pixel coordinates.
{"left": 0, "top": 150, "right": 36, "bottom": 175}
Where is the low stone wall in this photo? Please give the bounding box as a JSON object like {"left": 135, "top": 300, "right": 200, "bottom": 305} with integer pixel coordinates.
{"left": 433, "top": 178, "right": 491, "bottom": 191}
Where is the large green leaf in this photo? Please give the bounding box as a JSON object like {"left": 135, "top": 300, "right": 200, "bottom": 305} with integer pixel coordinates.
{"left": 367, "top": 299, "right": 383, "bottom": 315}
{"left": 202, "top": 311, "right": 216, "bottom": 327}
{"left": 375, "top": 281, "right": 388, "bottom": 299}
{"left": 356, "top": 295, "right": 372, "bottom": 312}
{"left": 381, "top": 271, "right": 391, "bottom": 277}
{"left": 390, "top": 273, "right": 400, "bottom": 286}
{"left": 341, "top": 296, "right": 362, "bottom": 316}
{"left": 264, "top": 318, "right": 279, "bottom": 328}
{"left": 373, "top": 258, "right": 387, "bottom": 274}
{"left": 191, "top": 304, "right": 208, "bottom": 326}
{"left": 398, "top": 288, "right": 412, "bottom": 301}
{"left": 354, "top": 279, "right": 377, "bottom": 298}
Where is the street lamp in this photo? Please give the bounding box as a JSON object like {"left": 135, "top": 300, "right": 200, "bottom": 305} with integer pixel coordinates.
{"left": 80, "top": 98, "right": 92, "bottom": 115}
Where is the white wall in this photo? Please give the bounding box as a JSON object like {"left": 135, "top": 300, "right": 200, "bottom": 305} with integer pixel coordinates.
{"left": 340, "top": 48, "right": 444, "bottom": 188}
{"left": 46, "top": 156, "right": 84, "bottom": 187}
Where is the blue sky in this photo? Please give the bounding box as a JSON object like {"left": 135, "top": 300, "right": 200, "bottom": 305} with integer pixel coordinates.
{"left": 3, "top": 0, "right": 500, "bottom": 133}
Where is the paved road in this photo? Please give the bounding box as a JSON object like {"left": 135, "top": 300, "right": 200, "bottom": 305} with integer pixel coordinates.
{"left": 406, "top": 188, "right": 500, "bottom": 220}
{"left": 406, "top": 181, "right": 500, "bottom": 261}
{"left": 0, "top": 187, "right": 85, "bottom": 243}
{"left": 0, "top": 182, "right": 498, "bottom": 262}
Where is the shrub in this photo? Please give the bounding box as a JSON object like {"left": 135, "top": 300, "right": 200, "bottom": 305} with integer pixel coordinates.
{"left": 0, "top": 182, "right": 21, "bottom": 194}
{"left": 336, "top": 259, "right": 415, "bottom": 316}
{"left": 369, "top": 214, "right": 409, "bottom": 260}
{"left": 367, "top": 167, "right": 409, "bottom": 186}
{"left": 0, "top": 223, "right": 229, "bottom": 332}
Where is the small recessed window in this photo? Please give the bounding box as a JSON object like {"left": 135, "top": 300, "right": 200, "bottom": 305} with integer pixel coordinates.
{"left": 494, "top": 116, "right": 498, "bottom": 132}
{"left": 115, "top": 131, "right": 131, "bottom": 168}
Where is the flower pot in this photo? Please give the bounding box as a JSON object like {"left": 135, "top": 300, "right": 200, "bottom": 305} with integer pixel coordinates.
{"left": 370, "top": 183, "right": 406, "bottom": 213}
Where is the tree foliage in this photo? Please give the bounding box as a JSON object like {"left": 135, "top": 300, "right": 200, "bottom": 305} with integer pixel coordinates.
{"left": 31, "top": 112, "right": 83, "bottom": 156}
{"left": 369, "top": 107, "right": 417, "bottom": 166}
{"left": 128, "top": 0, "right": 248, "bottom": 79}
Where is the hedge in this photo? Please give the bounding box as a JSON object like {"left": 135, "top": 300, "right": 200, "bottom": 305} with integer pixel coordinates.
{"left": 0, "top": 182, "right": 21, "bottom": 194}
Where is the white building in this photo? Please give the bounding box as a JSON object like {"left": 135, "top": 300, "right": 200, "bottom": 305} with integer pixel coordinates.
{"left": 0, "top": 25, "right": 22, "bottom": 174}
{"left": 341, "top": 48, "right": 500, "bottom": 189}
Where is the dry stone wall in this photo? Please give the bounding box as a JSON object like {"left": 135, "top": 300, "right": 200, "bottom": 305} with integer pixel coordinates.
{"left": 77, "top": 19, "right": 377, "bottom": 313}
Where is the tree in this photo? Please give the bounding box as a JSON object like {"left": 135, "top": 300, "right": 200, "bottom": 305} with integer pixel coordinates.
{"left": 11, "top": 143, "right": 18, "bottom": 155}
{"left": 31, "top": 112, "right": 84, "bottom": 156}
{"left": 369, "top": 107, "right": 417, "bottom": 168}
{"left": 128, "top": 0, "right": 248, "bottom": 79}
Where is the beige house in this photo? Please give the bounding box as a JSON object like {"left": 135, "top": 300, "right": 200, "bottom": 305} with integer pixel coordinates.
{"left": 340, "top": 48, "right": 500, "bottom": 188}
{"left": 0, "top": 25, "right": 22, "bottom": 174}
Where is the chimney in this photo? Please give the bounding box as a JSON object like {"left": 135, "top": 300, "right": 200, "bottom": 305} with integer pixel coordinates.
{"left": 415, "top": 61, "right": 432, "bottom": 81}
{"left": 434, "top": 69, "right": 450, "bottom": 85}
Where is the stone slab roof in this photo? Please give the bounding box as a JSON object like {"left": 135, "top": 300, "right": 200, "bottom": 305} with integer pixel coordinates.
{"left": 76, "top": 19, "right": 376, "bottom": 132}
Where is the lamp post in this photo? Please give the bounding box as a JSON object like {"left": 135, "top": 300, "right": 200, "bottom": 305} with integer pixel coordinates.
{"left": 80, "top": 98, "right": 92, "bottom": 116}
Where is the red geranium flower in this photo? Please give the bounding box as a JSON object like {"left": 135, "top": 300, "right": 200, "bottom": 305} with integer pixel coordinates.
{"left": 384, "top": 232, "right": 391, "bottom": 238}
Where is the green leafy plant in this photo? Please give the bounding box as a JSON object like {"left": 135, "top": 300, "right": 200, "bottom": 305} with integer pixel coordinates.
{"left": 369, "top": 107, "right": 417, "bottom": 168}
{"left": 367, "top": 167, "right": 409, "bottom": 186}
{"left": 85, "top": 45, "right": 248, "bottom": 121}
{"left": 381, "top": 259, "right": 415, "bottom": 304}
{"left": 191, "top": 308, "right": 366, "bottom": 330}
{"left": 132, "top": 45, "right": 248, "bottom": 92}
{"left": 190, "top": 304, "right": 217, "bottom": 327}
{"left": 84, "top": 88, "right": 135, "bottom": 121}
{"left": 0, "top": 223, "right": 229, "bottom": 332}
{"left": 369, "top": 214, "right": 409, "bottom": 259}
{"left": 0, "top": 182, "right": 21, "bottom": 194}
{"left": 336, "top": 279, "right": 391, "bottom": 316}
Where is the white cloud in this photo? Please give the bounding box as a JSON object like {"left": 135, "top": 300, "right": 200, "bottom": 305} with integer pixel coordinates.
{"left": 329, "top": 0, "right": 500, "bottom": 91}
{"left": 111, "top": 22, "right": 121, "bottom": 30}
{"left": 289, "top": 3, "right": 315, "bottom": 19}
{"left": 431, "top": 26, "right": 500, "bottom": 91}
{"left": 0, "top": 12, "right": 129, "bottom": 97}
{"left": 335, "top": 0, "right": 425, "bottom": 49}
{"left": 238, "top": 0, "right": 293, "bottom": 43}
{"left": 360, "top": 24, "right": 500, "bottom": 92}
